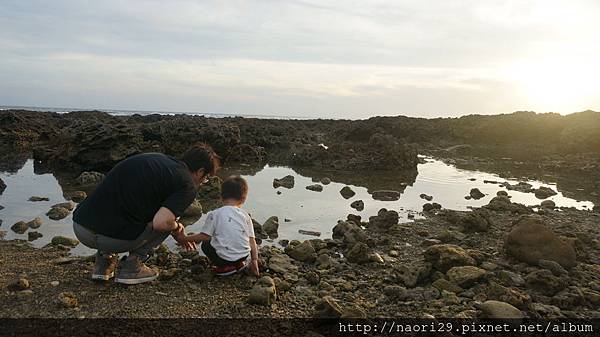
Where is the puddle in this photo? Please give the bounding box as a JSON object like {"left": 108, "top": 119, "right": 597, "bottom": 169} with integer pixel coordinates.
{"left": 0, "top": 158, "right": 595, "bottom": 256}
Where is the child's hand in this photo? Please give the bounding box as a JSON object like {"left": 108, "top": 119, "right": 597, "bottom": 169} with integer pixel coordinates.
{"left": 249, "top": 259, "right": 260, "bottom": 276}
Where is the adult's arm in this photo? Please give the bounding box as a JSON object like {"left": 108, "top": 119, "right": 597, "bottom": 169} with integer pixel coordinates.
{"left": 152, "top": 206, "right": 179, "bottom": 232}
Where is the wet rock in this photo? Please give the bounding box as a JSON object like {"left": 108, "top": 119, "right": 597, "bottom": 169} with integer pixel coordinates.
{"left": 346, "top": 242, "right": 372, "bottom": 264}
{"left": 298, "top": 229, "right": 321, "bottom": 237}
{"left": 534, "top": 186, "right": 557, "bottom": 199}
{"left": 332, "top": 221, "right": 366, "bottom": 245}
{"left": 320, "top": 177, "right": 331, "bottom": 185}
{"left": 368, "top": 208, "right": 399, "bottom": 230}
{"left": 372, "top": 190, "right": 400, "bottom": 201}
{"left": 505, "top": 216, "right": 576, "bottom": 269}
{"left": 469, "top": 188, "right": 485, "bottom": 200}
{"left": 28, "top": 196, "right": 49, "bottom": 202}
{"left": 447, "top": 266, "right": 487, "bottom": 287}
{"left": 422, "top": 202, "right": 442, "bottom": 212}
{"left": 339, "top": 186, "right": 355, "bottom": 199}
{"left": 0, "top": 178, "right": 5, "bottom": 194}
{"left": 306, "top": 184, "right": 323, "bottom": 192}
{"left": 7, "top": 278, "right": 30, "bottom": 291}
{"left": 51, "top": 236, "right": 79, "bottom": 247}
{"left": 350, "top": 200, "right": 364, "bottom": 211}
{"left": 501, "top": 181, "right": 533, "bottom": 193}
{"left": 248, "top": 276, "right": 277, "bottom": 305}
{"left": 46, "top": 206, "right": 70, "bottom": 220}
{"left": 285, "top": 241, "right": 316, "bottom": 263}
{"left": 26, "top": 217, "right": 43, "bottom": 229}
{"left": 273, "top": 175, "right": 294, "bottom": 189}
{"left": 525, "top": 270, "right": 566, "bottom": 296}
{"left": 419, "top": 193, "right": 433, "bottom": 201}
{"left": 67, "top": 191, "right": 87, "bottom": 203}
{"left": 58, "top": 292, "right": 78, "bottom": 308}
{"left": 11, "top": 221, "right": 28, "bottom": 234}
{"left": 475, "top": 300, "right": 524, "bottom": 319}
{"left": 424, "top": 244, "right": 476, "bottom": 272}
{"left": 76, "top": 171, "right": 105, "bottom": 185}
{"left": 538, "top": 259, "right": 567, "bottom": 276}
{"left": 252, "top": 219, "right": 268, "bottom": 240}
{"left": 262, "top": 216, "right": 279, "bottom": 237}
{"left": 540, "top": 200, "right": 556, "bottom": 209}
{"left": 486, "top": 196, "right": 530, "bottom": 214}
{"left": 28, "top": 231, "right": 43, "bottom": 241}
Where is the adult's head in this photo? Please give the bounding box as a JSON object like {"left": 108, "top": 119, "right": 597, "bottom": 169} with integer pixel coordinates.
{"left": 181, "top": 143, "right": 220, "bottom": 187}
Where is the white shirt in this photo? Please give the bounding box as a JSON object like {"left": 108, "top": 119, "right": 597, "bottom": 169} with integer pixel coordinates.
{"left": 200, "top": 205, "right": 255, "bottom": 261}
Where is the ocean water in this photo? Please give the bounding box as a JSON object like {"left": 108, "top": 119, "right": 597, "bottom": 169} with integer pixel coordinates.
{"left": 0, "top": 158, "right": 594, "bottom": 256}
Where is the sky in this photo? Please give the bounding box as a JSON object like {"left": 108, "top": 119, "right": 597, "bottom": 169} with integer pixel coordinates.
{"left": 1, "top": 0, "right": 600, "bottom": 119}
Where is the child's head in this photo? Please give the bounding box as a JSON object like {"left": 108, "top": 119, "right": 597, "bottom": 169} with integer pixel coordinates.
{"left": 220, "top": 176, "right": 249, "bottom": 205}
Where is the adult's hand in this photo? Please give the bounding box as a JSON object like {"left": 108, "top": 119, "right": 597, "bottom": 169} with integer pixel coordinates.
{"left": 171, "top": 223, "right": 197, "bottom": 251}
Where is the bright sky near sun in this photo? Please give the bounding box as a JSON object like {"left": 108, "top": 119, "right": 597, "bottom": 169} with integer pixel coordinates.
{"left": 1, "top": 0, "right": 599, "bottom": 118}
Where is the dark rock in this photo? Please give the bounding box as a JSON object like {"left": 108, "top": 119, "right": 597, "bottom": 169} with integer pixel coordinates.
{"left": 285, "top": 241, "right": 316, "bottom": 262}
{"left": 540, "top": 200, "right": 556, "bottom": 209}
{"left": 419, "top": 193, "right": 433, "bottom": 201}
{"left": 273, "top": 175, "right": 294, "bottom": 189}
{"left": 46, "top": 206, "right": 70, "bottom": 220}
{"left": 432, "top": 278, "right": 464, "bottom": 293}
{"left": 346, "top": 242, "right": 372, "bottom": 264}
{"left": 52, "top": 201, "right": 75, "bottom": 211}
{"left": 534, "top": 186, "right": 558, "bottom": 199}
{"left": 252, "top": 219, "right": 268, "bottom": 240}
{"left": 315, "top": 296, "right": 343, "bottom": 318}
{"left": 497, "top": 190, "right": 509, "bottom": 197}
{"left": 26, "top": 217, "right": 43, "bottom": 229}
{"left": 76, "top": 171, "right": 105, "bottom": 185}
{"left": 182, "top": 200, "right": 203, "bottom": 218}
{"left": 372, "top": 190, "right": 400, "bottom": 201}
{"left": 339, "top": 186, "right": 355, "bottom": 199}
{"left": 368, "top": 208, "right": 398, "bottom": 230}
{"left": 486, "top": 281, "right": 531, "bottom": 309}
{"left": 424, "top": 244, "right": 476, "bottom": 272}
{"left": 346, "top": 214, "right": 361, "bottom": 225}
{"left": 350, "top": 200, "right": 364, "bottom": 211}
{"left": 538, "top": 259, "right": 567, "bottom": 276}
{"left": 332, "top": 221, "right": 366, "bottom": 245}
{"left": 469, "top": 188, "right": 485, "bottom": 200}
{"left": 67, "top": 191, "right": 87, "bottom": 203}
{"left": 306, "top": 184, "right": 323, "bottom": 192}
{"left": 28, "top": 196, "right": 49, "bottom": 202}
{"left": 7, "top": 278, "right": 30, "bottom": 291}
{"left": 298, "top": 229, "right": 321, "bottom": 237}
{"left": 422, "top": 202, "right": 442, "bottom": 212}
{"left": 459, "top": 211, "right": 491, "bottom": 233}
{"left": 320, "top": 177, "right": 331, "bottom": 185}
{"left": 28, "top": 231, "right": 43, "bottom": 241}
{"left": 11, "top": 221, "right": 28, "bottom": 234}
{"left": 525, "top": 270, "right": 567, "bottom": 296}
{"left": 51, "top": 236, "right": 79, "bottom": 247}
{"left": 0, "top": 178, "right": 5, "bottom": 195}
{"left": 505, "top": 216, "right": 576, "bottom": 269}
{"left": 262, "top": 216, "right": 279, "bottom": 237}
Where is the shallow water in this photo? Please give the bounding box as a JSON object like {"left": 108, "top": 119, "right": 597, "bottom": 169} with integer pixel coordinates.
{"left": 0, "top": 158, "right": 594, "bottom": 256}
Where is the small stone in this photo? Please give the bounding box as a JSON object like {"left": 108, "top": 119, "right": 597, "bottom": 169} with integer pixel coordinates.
{"left": 51, "top": 236, "right": 79, "bottom": 247}
{"left": 432, "top": 278, "right": 464, "bottom": 293}
{"left": 28, "top": 196, "right": 49, "bottom": 202}
{"left": 419, "top": 193, "right": 433, "bottom": 201}
{"left": 285, "top": 241, "right": 316, "bottom": 262}
{"left": 372, "top": 190, "right": 400, "bottom": 201}
{"left": 58, "top": 292, "right": 78, "bottom": 308}
{"left": 475, "top": 300, "right": 524, "bottom": 319}
{"left": 46, "top": 207, "right": 70, "bottom": 220}
{"left": 534, "top": 186, "right": 557, "bottom": 199}
{"left": 76, "top": 171, "right": 105, "bottom": 185}
{"left": 273, "top": 175, "right": 295, "bottom": 189}
{"left": 28, "top": 231, "right": 43, "bottom": 241}
{"left": 350, "top": 200, "right": 364, "bottom": 211}
{"left": 306, "top": 184, "right": 323, "bottom": 192}
{"left": 11, "top": 221, "right": 29, "bottom": 234}
{"left": 321, "top": 177, "right": 331, "bottom": 185}
{"left": 446, "top": 266, "right": 487, "bottom": 287}
{"left": 27, "top": 217, "right": 43, "bottom": 229}
{"left": 298, "top": 229, "right": 321, "bottom": 237}
{"left": 7, "top": 278, "right": 30, "bottom": 291}
{"left": 50, "top": 281, "right": 60, "bottom": 287}
{"left": 51, "top": 201, "right": 75, "bottom": 211}
{"left": 469, "top": 188, "right": 485, "bottom": 200}
{"left": 248, "top": 276, "right": 277, "bottom": 305}
{"left": 339, "top": 186, "right": 356, "bottom": 199}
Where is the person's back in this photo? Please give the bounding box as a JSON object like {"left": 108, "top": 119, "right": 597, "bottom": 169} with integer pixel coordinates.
{"left": 74, "top": 153, "right": 196, "bottom": 240}
{"left": 204, "top": 205, "right": 254, "bottom": 262}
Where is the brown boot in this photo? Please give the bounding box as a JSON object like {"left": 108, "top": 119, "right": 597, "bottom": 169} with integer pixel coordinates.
{"left": 114, "top": 254, "right": 158, "bottom": 285}
{"left": 92, "top": 253, "right": 118, "bottom": 281}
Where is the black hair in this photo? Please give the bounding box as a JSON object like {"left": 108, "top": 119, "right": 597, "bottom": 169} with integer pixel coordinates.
{"left": 221, "top": 176, "right": 249, "bottom": 202}
{"left": 181, "top": 143, "right": 220, "bottom": 176}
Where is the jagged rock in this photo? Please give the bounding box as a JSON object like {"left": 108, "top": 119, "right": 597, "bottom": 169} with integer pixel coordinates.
{"left": 501, "top": 181, "right": 533, "bottom": 193}
{"left": 346, "top": 214, "right": 362, "bottom": 225}
{"left": 368, "top": 208, "right": 399, "bottom": 230}
{"left": 28, "top": 231, "right": 43, "bottom": 241}
{"left": 469, "top": 188, "right": 485, "bottom": 200}
{"left": 252, "top": 219, "right": 268, "bottom": 240}
{"left": 248, "top": 276, "right": 277, "bottom": 305}
{"left": 7, "top": 278, "right": 30, "bottom": 291}
{"left": 346, "top": 242, "right": 372, "bottom": 264}
{"left": 525, "top": 270, "right": 566, "bottom": 296}
{"left": 58, "top": 292, "right": 78, "bottom": 308}
{"left": 505, "top": 216, "right": 576, "bottom": 269}
{"left": 420, "top": 193, "right": 433, "bottom": 201}
{"left": 285, "top": 241, "right": 316, "bottom": 262}
{"left": 26, "top": 217, "right": 42, "bottom": 229}
{"left": 263, "top": 216, "right": 279, "bottom": 237}
{"left": 28, "top": 196, "right": 49, "bottom": 202}
{"left": 46, "top": 207, "right": 70, "bottom": 220}
{"left": 446, "top": 266, "right": 487, "bottom": 287}
{"left": 339, "top": 186, "right": 355, "bottom": 199}
{"left": 11, "top": 221, "right": 28, "bottom": 234}
{"left": 332, "top": 221, "right": 366, "bottom": 245}
{"left": 76, "top": 171, "right": 105, "bottom": 185}
{"left": 273, "top": 175, "right": 294, "bottom": 189}
{"left": 475, "top": 300, "right": 524, "bottom": 319}
{"left": 423, "top": 203, "right": 442, "bottom": 212}
{"left": 424, "top": 244, "right": 475, "bottom": 272}
{"left": 395, "top": 264, "right": 431, "bottom": 288}
{"left": 67, "top": 191, "right": 87, "bottom": 203}
{"left": 486, "top": 281, "right": 531, "bottom": 309}
{"left": 51, "top": 236, "right": 79, "bottom": 247}
{"left": 350, "top": 200, "right": 364, "bottom": 211}
{"left": 530, "top": 303, "right": 563, "bottom": 318}
{"left": 534, "top": 186, "right": 557, "bottom": 199}
{"left": 459, "top": 211, "right": 491, "bottom": 233}
{"left": 306, "top": 184, "right": 323, "bottom": 192}
{"left": 540, "top": 200, "right": 556, "bottom": 209}
{"left": 372, "top": 190, "right": 400, "bottom": 201}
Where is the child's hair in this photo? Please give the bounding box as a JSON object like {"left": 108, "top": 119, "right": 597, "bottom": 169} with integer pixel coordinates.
{"left": 221, "top": 176, "right": 249, "bottom": 202}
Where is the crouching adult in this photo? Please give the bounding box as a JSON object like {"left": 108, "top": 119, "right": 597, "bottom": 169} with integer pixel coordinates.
{"left": 72, "top": 144, "right": 219, "bottom": 284}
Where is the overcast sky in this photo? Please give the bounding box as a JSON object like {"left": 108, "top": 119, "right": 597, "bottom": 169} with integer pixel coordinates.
{"left": 1, "top": 0, "right": 599, "bottom": 118}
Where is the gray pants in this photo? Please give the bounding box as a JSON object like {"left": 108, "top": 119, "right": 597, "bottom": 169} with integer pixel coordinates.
{"left": 73, "top": 221, "right": 169, "bottom": 258}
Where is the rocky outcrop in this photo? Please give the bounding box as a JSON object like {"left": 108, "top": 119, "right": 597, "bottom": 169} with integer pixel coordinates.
{"left": 0, "top": 178, "right": 5, "bottom": 195}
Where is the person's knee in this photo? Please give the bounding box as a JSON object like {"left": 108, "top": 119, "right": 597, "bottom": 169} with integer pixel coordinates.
{"left": 72, "top": 222, "right": 98, "bottom": 249}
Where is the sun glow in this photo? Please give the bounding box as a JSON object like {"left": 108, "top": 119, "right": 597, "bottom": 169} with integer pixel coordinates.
{"left": 507, "top": 53, "right": 600, "bottom": 113}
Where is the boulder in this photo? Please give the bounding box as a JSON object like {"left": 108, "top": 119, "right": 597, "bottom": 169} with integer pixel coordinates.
{"left": 51, "top": 236, "right": 79, "bottom": 247}
{"left": 505, "top": 216, "right": 576, "bottom": 269}
{"left": 372, "top": 190, "right": 400, "bottom": 201}
{"left": 262, "top": 216, "right": 279, "bottom": 237}
{"left": 424, "top": 244, "right": 476, "bottom": 272}
{"left": 534, "top": 186, "right": 557, "bottom": 199}
{"left": 76, "top": 171, "right": 105, "bottom": 185}
{"left": 339, "top": 186, "right": 355, "bottom": 199}
{"left": 28, "top": 231, "right": 43, "bottom": 241}
{"left": 46, "top": 206, "right": 70, "bottom": 220}
{"left": 273, "top": 175, "right": 294, "bottom": 189}
{"left": 350, "top": 200, "right": 364, "bottom": 211}
{"left": 285, "top": 241, "right": 316, "bottom": 262}
{"left": 26, "top": 217, "right": 43, "bottom": 229}
{"left": 11, "top": 221, "right": 28, "bottom": 234}
{"left": 475, "top": 300, "right": 524, "bottom": 319}
{"left": 268, "top": 253, "right": 299, "bottom": 277}
{"left": 248, "top": 276, "right": 277, "bottom": 305}
{"left": 469, "top": 188, "right": 485, "bottom": 200}
{"left": 306, "top": 184, "right": 323, "bottom": 192}
{"left": 446, "top": 266, "right": 487, "bottom": 287}
{"left": 368, "top": 208, "right": 399, "bottom": 230}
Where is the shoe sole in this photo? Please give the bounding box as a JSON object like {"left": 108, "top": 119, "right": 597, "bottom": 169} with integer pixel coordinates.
{"left": 92, "top": 272, "right": 115, "bottom": 281}
{"left": 114, "top": 274, "right": 159, "bottom": 285}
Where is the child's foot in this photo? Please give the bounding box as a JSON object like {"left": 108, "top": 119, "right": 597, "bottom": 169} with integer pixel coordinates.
{"left": 213, "top": 260, "right": 248, "bottom": 276}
